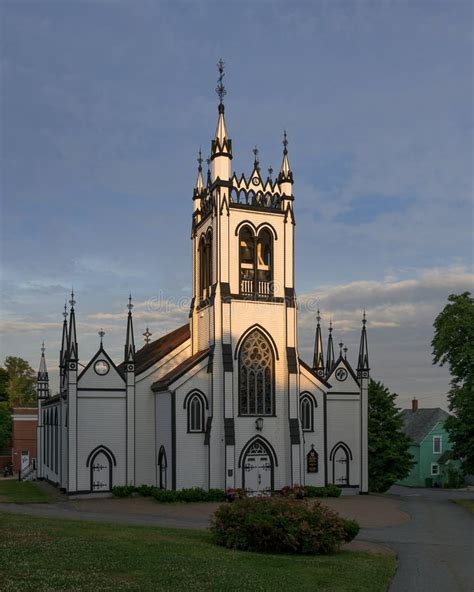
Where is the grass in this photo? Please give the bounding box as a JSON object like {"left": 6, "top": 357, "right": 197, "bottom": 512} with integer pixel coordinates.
{"left": 0, "top": 480, "right": 50, "bottom": 504}
{"left": 0, "top": 512, "right": 396, "bottom": 592}
{"left": 453, "top": 499, "right": 474, "bottom": 515}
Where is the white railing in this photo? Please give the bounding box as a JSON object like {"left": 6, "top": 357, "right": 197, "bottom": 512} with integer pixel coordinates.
{"left": 240, "top": 280, "right": 271, "bottom": 296}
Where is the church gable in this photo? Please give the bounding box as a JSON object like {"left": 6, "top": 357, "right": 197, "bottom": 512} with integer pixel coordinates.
{"left": 326, "top": 358, "right": 360, "bottom": 393}
{"left": 78, "top": 347, "right": 125, "bottom": 390}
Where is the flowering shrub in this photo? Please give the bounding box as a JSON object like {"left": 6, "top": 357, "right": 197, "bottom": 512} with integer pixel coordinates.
{"left": 210, "top": 497, "right": 357, "bottom": 554}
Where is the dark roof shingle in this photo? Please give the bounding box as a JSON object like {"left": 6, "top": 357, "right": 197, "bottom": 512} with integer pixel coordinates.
{"left": 118, "top": 323, "right": 190, "bottom": 376}
{"left": 400, "top": 408, "right": 450, "bottom": 444}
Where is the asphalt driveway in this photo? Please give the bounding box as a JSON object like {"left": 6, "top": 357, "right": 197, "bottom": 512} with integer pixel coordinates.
{"left": 362, "top": 486, "right": 474, "bottom": 592}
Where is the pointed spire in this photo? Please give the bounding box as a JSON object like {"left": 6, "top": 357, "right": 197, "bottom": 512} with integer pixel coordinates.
{"left": 326, "top": 320, "right": 335, "bottom": 375}
{"left": 60, "top": 301, "right": 68, "bottom": 369}
{"left": 37, "top": 342, "right": 49, "bottom": 400}
{"left": 195, "top": 148, "right": 204, "bottom": 194}
{"left": 67, "top": 289, "right": 78, "bottom": 361}
{"left": 357, "top": 311, "right": 369, "bottom": 373}
{"left": 313, "top": 310, "right": 325, "bottom": 377}
{"left": 278, "top": 130, "right": 293, "bottom": 184}
{"left": 125, "top": 294, "right": 136, "bottom": 364}
{"left": 211, "top": 60, "right": 232, "bottom": 166}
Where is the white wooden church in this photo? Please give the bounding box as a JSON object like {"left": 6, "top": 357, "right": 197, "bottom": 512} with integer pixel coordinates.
{"left": 36, "top": 65, "right": 370, "bottom": 496}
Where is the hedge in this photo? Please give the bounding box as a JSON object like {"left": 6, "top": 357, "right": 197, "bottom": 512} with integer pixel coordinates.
{"left": 112, "top": 485, "right": 226, "bottom": 503}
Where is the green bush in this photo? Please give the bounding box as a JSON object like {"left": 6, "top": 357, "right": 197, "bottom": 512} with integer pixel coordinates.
{"left": 325, "top": 484, "right": 342, "bottom": 497}
{"left": 152, "top": 489, "right": 180, "bottom": 503}
{"left": 210, "top": 497, "right": 350, "bottom": 555}
{"left": 303, "top": 485, "right": 342, "bottom": 498}
{"left": 179, "top": 487, "right": 208, "bottom": 502}
{"left": 444, "top": 466, "right": 465, "bottom": 489}
{"left": 207, "top": 488, "right": 226, "bottom": 502}
{"left": 136, "top": 484, "right": 155, "bottom": 497}
{"left": 112, "top": 485, "right": 135, "bottom": 498}
{"left": 342, "top": 519, "right": 360, "bottom": 542}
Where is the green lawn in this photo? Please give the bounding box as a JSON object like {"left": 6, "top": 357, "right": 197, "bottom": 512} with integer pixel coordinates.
{"left": 0, "top": 512, "right": 396, "bottom": 592}
{"left": 453, "top": 499, "right": 474, "bottom": 515}
{"left": 0, "top": 480, "right": 50, "bottom": 504}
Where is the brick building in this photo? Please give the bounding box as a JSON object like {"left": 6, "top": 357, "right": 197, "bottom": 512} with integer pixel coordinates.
{"left": 12, "top": 407, "right": 37, "bottom": 473}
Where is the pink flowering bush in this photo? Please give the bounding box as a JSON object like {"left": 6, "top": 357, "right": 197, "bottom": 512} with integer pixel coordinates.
{"left": 210, "top": 497, "right": 357, "bottom": 554}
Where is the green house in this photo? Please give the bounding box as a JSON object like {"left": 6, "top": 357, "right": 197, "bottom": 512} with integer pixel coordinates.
{"left": 397, "top": 402, "right": 459, "bottom": 488}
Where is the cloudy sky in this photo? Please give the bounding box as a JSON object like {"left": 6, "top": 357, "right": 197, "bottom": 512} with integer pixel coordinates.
{"left": 1, "top": 1, "right": 472, "bottom": 410}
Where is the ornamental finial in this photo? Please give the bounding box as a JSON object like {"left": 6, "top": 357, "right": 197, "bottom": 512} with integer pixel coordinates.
{"left": 339, "top": 342, "right": 344, "bottom": 355}
{"left": 283, "top": 129, "right": 288, "bottom": 153}
{"left": 63, "top": 301, "right": 68, "bottom": 319}
{"left": 143, "top": 327, "right": 152, "bottom": 345}
{"left": 197, "top": 148, "right": 203, "bottom": 170}
{"left": 362, "top": 309, "right": 367, "bottom": 325}
{"left": 216, "top": 59, "right": 226, "bottom": 105}
{"left": 343, "top": 345, "right": 348, "bottom": 360}
{"left": 69, "top": 288, "right": 76, "bottom": 308}
{"left": 268, "top": 166, "right": 273, "bottom": 180}
{"left": 316, "top": 308, "right": 321, "bottom": 325}
{"left": 329, "top": 319, "right": 333, "bottom": 332}
{"left": 127, "top": 294, "right": 133, "bottom": 312}
{"left": 253, "top": 146, "right": 260, "bottom": 170}
{"left": 98, "top": 328, "right": 105, "bottom": 345}
{"left": 41, "top": 341, "right": 45, "bottom": 355}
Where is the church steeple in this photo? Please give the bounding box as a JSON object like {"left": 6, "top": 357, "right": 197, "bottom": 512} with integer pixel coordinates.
{"left": 67, "top": 290, "right": 78, "bottom": 362}
{"left": 60, "top": 301, "right": 68, "bottom": 370}
{"left": 211, "top": 59, "right": 232, "bottom": 181}
{"left": 313, "top": 310, "right": 325, "bottom": 378}
{"left": 278, "top": 130, "right": 293, "bottom": 186}
{"left": 37, "top": 342, "right": 49, "bottom": 400}
{"left": 326, "top": 320, "right": 335, "bottom": 376}
{"left": 124, "top": 294, "right": 136, "bottom": 364}
{"left": 357, "top": 312, "right": 369, "bottom": 374}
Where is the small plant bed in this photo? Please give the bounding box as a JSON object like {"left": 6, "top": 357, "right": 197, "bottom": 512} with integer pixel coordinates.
{"left": 453, "top": 499, "right": 474, "bottom": 515}
{"left": 210, "top": 497, "right": 360, "bottom": 555}
{"left": 0, "top": 480, "right": 51, "bottom": 504}
{"left": 0, "top": 511, "right": 395, "bottom": 591}
{"left": 112, "top": 484, "right": 226, "bottom": 503}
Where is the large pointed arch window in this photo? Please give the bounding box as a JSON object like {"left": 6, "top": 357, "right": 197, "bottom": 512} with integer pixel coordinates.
{"left": 239, "top": 227, "right": 273, "bottom": 297}
{"left": 239, "top": 329, "right": 274, "bottom": 416}
{"left": 199, "top": 230, "right": 213, "bottom": 301}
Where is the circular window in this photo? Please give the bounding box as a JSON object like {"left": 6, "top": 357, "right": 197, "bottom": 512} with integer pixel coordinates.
{"left": 94, "top": 360, "right": 110, "bottom": 376}
{"left": 335, "top": 368, "right": 348, "bottom": 382}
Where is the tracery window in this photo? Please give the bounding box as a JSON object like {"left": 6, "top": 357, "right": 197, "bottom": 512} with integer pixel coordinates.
{"left": 239, "top": 329, "right": 274, "bottom": 416}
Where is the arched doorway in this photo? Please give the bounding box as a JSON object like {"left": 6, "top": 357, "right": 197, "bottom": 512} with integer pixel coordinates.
{"left": 241, "top": 438, "right": 275, "bottom": 495}
{"left": 330, "top": 442, "right": 352, "bottom": 486}
{"left": 87, "top": 446, "right": 115, "bottom": 492}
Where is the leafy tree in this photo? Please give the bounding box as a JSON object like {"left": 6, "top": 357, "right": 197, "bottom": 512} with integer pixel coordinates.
{"left": 368, "top": 379, "right": 414, "bottom": 492}
{"left": 0, "top": 367, "right": 9, "bottom": 402}
{"left": 432, "top": 292, "right": 474, "bottom": 474}
{"left": 0, "top": 402, "right": 12, "bottom": 449}
{"left": 4, "top": 356, "right": 36, "bottom": 408}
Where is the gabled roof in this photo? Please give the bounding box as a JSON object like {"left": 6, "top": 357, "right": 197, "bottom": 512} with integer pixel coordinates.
{"left": 298, "top": 358, "right": 331, "bottom": 388}
{"left": 151, "top": 348, "right": 209, "bottom": 392}
{"left": 118, "top": 323, "right": 190, "bottom": 376}
{"left": 326, "top": 355, "right": 360, "bottom": 388}
{"left": 400, "top": 408, "right": 450, "bottom": 444}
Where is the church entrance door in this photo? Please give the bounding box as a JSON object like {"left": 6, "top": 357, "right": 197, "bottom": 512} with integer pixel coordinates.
{"left": 90, "top": 451, "right": 112, "bottom": 492}
{"left": 242, "top": 440, "right": 272, "bottom": 495}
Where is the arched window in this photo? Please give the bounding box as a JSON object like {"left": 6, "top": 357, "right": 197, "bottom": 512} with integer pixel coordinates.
{"left": 199, "top": 231, "right": 212, "bottom": 301}
{"left": 239, "top": 226, "right": 255, "bottom": 295}
{"left": 300, "top": 395, "right": 314, "bottom": 432}
{"left": 256, "top": 229, "right": 272, "bottom": 295}
{"left": 188, "top": 394, "right": 204, "bottom": 432}
{"left": 158, "top": 446, "right": 167, "bottom": 489}
{"left": 239, "top": 329, "right": 274, "bottom": 416}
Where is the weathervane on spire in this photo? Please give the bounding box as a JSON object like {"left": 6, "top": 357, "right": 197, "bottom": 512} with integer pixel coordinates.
{"left": 216, "top": 59, "right": 226, "bottom": 104}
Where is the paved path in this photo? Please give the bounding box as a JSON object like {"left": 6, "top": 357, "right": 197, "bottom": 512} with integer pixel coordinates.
{"left": 361, "top": 486, "right": 474, "bottom": 592}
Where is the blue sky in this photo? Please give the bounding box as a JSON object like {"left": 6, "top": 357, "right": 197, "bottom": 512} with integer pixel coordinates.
{"left": 1, "top": 1, "right": 473, "bottom": 409}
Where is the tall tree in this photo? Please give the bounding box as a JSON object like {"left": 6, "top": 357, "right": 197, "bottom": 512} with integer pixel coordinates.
{"left": 432, "top": 292, "right": 474, "bottom": 474}
{"left": 368, "top": 379, "right": 414, "bottom": 492}
{"left": 0, "top": 402, "right": 12, "bottom": 449}
{"left": 0, "top": 367, "right": 9, "bottom": 402}
{"left": 4, "top": 356, "right": 36, "bottom": 408}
